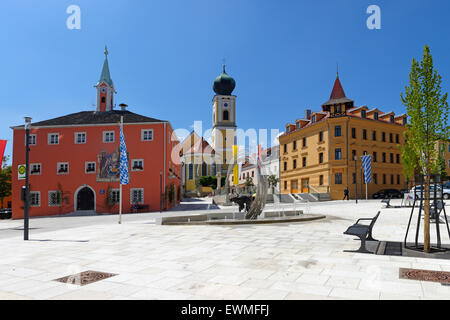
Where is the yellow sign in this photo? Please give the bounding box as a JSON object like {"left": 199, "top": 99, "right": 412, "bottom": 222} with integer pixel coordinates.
{"left": 233, "top": 164, "right": 239, "bottom": 186}
{"left": 18, "top": 164, "right": 26, "bottom": 180}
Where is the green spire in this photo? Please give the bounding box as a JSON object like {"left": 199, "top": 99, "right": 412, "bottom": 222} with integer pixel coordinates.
{"left": 98, "top": 46, "right": 113, "bottom": 86}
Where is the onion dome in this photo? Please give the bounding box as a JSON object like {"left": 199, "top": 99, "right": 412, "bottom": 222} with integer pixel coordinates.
{"left": 213, "top": 65, "right": 236, "bottom": 95}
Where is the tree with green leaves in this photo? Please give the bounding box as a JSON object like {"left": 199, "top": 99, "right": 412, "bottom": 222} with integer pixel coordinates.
{"left": 267, "top": 174, "right": 279, "bottom": 194}
{"left": 401, "top": 45, "right": 450, "bottom": 252}
{"left": 0, "top": 155, "right": 12, "bottom": 209}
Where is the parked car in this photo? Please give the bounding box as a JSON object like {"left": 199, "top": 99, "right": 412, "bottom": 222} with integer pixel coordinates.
{"left": 410, "top": 185, "right": 443, "bottom": 199}
{"left": 0, "top": 208, "right": 12, "bottom": 220}
{"left": 373, "top": 189, "right": 403, "bottom": 199}
{"left": 442, "top": 183, "right": 450, "bottom": 200}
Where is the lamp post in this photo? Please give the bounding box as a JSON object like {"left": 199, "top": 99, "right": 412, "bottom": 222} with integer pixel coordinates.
{"left": 160, "top": 170, "right": 163, "bottom": 212}
{"left": 354, "top": 155, "right": 358, "bottom": 204}
{"left": 24, "top": 117, "right": 31, "bottom": 240}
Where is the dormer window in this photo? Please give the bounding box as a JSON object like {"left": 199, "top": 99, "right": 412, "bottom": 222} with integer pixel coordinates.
{"left": 361, "top": 110, "right": 366, "bottom": 118}
{"left": 390, "top": 115, "right": 394, "bottom": 123}
{"left": 311, "top": 115, "right": 316, "bottom": 123}
{"left": 374, "top": 112, "right": 379, "bottom": 120}
{"left": 402, "top": 117, "right": 407, "bottom": 125}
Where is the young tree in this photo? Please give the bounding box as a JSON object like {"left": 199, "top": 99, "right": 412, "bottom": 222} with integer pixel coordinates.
{"left": 267, "top": 174, "right": 279, "bottom": 194}
{"left": 401, "top": 45, "right": 450, "bottom": 252}
{"left": 0, "top": 156, "right": 12, "bottom": 209}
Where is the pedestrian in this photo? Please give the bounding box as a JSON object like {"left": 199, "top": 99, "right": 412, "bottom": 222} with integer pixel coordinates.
{"left": 343, "top": 188, "right": 349, "bottom": 200}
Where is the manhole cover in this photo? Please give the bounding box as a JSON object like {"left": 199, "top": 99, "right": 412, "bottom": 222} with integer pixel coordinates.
{"left": 399, "top": 268, "right": 450, "bottom": 284}
{"left": 54, "top": 270, "right": 117, "bottom": 286}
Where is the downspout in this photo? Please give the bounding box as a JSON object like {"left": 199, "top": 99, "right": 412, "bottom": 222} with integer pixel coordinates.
{"left": 327, "top": 120, "right": 331, "bottom": 194}
{"left": 164, "top": 122, "right": 166, "bottom": 208}
{"left": 346, "top": 116, "right": 350, "bottom": 193}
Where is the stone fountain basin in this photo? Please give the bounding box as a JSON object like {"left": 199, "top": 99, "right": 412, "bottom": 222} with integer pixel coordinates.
{"left": 156, "top": 210, "right": 325, "bottom": 225}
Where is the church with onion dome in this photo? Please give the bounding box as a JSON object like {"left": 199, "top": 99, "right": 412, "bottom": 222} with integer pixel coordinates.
{"left": 180, "top": 64, "right": 238, "bottom": 195}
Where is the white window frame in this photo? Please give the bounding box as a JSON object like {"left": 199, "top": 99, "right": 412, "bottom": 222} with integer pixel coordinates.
{"left": 74, "top": 132, "right": 86, "bottom": 144}
{"left": 57, "top": 162, "right": 69, "bottom": 175}
{"left": 48, "top": 133, "right": 59, "bottom": 145}
{"left": 131, "top": 159, "right": 144, "bottom": 172}
{"left": 30, "top": 163, "right": 41, "bottom": 175}
{"left": 130, "top": 188, "right": 144, "bottom": 205}
{"left": 25, "top": 134, "right": 37, "bottom": 146}
{"left": 141, "top": 129, "right": 154, "bottom": 141}
{"left": 103, "top": 131, "right": 115, "bottom": 143}
{"left": 30, "top": 191, "right": 41, "bottom": 207}
{"left": 48, "top": 190, "right": 62, "bottom": 207}
{"left": 110, "top": 189, "right": 120, "bottom": 204}
{"left": 85, "top": 162, "right": 96, "bottom": 174}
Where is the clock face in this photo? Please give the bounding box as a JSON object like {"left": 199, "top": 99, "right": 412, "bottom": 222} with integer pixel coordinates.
{"left": 101, "top": 88, "right": 106, "bottom": 93}
{"left": 224, "top": 103, "right": 228, "bottom": 107}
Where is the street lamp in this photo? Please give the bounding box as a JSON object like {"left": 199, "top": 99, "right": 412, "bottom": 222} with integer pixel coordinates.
{"left": 354, "top": 155, "right": 358, "bottom": 204}
{"left": 160, "top": 170, "right": 163, "bottom": 212}
{"left": 24, "top": 117, "right": 32, "bottom": 240}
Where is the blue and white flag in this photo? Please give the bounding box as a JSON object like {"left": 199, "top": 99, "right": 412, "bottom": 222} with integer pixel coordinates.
{"left": 119, "top": 123, "right": 129, "bottom": 185}
{"left": 361, "top": 154, "right": 372, "bottom": 184}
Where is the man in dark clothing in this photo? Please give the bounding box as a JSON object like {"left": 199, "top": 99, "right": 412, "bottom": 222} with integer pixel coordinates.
{"left": 343, "top": 188, "right": 349, "bottom": 200}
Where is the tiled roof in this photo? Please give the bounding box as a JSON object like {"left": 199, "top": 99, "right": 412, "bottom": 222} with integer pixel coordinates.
{"left": 185, "top": 138, "right": 215, "bottom": 155}
{"left": 13, "top": 110, "right": 165, "bottom": 128}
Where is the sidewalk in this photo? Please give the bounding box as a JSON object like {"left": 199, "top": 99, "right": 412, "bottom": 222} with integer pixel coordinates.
{"left": 1, "top": 200, "right": 450, "bottom": 300}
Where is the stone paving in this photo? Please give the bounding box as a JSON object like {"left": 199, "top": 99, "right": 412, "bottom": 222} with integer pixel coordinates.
{"left": 1, "top": 199, "right": 450, "bottom": 300}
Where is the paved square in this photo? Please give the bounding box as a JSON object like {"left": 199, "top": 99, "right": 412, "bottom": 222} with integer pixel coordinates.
{"left": 1, "top": 199, "right": 450, "bottom": 300}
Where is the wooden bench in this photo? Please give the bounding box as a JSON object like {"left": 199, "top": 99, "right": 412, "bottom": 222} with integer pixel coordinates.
{"left": 132, "top": 204, "right": 150, "bottom": 213}
{"left": 343, "top": 211, "right": 381, "bottom": 254}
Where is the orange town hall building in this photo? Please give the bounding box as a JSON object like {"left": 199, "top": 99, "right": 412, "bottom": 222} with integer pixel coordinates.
{"left": 10, "top": 49, "right": 181, "bottom": 218}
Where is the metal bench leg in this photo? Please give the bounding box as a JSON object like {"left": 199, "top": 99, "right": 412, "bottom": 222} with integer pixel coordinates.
{"left": 366, "top": 230, "right": 377, "bottom": 242}
{"left": 344, "top": 235, "right": 372, "bottom": 254}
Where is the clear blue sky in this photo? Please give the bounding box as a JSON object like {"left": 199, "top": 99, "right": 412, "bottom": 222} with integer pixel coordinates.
{"left": 1, "top": 0, "right": 450, "bottom": 162}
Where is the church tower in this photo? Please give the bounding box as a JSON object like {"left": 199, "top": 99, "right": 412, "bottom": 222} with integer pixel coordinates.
{"left": 95, "top": 46, "right": 115, "bottom": 112}
{"left": 211, "top": 64, "right": 237, "bottom": 170}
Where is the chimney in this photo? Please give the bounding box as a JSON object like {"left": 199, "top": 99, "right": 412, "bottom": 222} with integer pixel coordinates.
{"left": 305, "top": 109, "right": 312, "bottom": 120}
{"left": 119, "top": 103, "right": 128, "bottom": 111}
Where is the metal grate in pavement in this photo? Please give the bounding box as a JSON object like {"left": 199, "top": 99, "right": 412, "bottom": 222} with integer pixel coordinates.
{"left": 54, "top": 270, "right": 117, "bottom": 286}
{"left": 399, "top": 268, "right": 450, "bottom": 284}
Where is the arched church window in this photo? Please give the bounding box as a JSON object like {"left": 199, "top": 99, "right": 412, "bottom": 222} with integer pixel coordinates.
{"left": 223, "top": 110, "right": 229, "bottom": 121}
{"left": 101, "top": 97, "right": 106, "bottom": 103}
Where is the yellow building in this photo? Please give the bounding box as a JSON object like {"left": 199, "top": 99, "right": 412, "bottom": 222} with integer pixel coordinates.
{"left": 180, "top": 131, "right": 216, "bottom": 194}
{"left": 180, "top": 64, "right": 238, "bottom": 194}
{"left": 439, "top": 139, "right": 450, "bottom": 179}
{"left": 279, "top": 75, "right": 408, "bottom": 200}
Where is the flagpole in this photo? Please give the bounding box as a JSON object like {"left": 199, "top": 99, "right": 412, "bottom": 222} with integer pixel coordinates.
{"left": 119, "top": 116, "right": 123, "bottom": 224}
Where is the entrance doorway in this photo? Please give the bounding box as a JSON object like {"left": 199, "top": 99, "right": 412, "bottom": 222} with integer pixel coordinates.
{"left": 301, "top": 178, "right": 309, "bottom": 193}
{"left": 76, "top": 187, "right": 95, "bottom": 211}
{"left": 291, "top": 180, "right": 298, "bottom": 194}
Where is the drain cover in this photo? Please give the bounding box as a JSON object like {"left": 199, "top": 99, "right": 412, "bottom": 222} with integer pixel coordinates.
{"left": 399, "top": 268, "right": 450, "bottom": 284}
{"left": 54, "top": 270, "right": 117, "bottom": 286}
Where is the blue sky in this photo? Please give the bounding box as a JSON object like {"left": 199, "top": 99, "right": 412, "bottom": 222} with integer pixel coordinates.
{"left": 1, "top": 0, "right": 450, "bottom": 162}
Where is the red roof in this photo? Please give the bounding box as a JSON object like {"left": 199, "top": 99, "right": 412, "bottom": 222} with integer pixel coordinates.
{"left": 186, "top": 138, "right": 215, "bottom": 155}
{"left": 330, "top": 76, "right": 346, "bottom": 100}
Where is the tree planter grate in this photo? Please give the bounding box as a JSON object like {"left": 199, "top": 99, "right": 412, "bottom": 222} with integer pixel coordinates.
{"left": 54, "top": 270, "right": 117, "bottom": 286}
{"left": 399, "top": 268, "right": 450, "bottom": 284}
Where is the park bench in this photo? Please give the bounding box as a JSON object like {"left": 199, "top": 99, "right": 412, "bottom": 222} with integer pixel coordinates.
{"left": 343, "top": 211, "right": 381, "bottom": 254}
{"left": 132, "top": 204, "right": 150, "bottom": 213}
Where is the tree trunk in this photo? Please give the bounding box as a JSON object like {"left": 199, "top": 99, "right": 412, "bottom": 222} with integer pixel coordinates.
{"left": 424, "top": 174, "right": 431, "bottom": 252}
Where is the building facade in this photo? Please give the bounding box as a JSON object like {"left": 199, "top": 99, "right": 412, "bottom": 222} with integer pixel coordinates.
{"left": 279, "top": 75, "right": 407, "bottom": 200}
{"left": 11, "top": 49, "right": 181, "bottom": 218}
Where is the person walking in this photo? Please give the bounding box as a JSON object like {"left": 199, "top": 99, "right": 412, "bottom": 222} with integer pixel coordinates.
{"left": 343, "top": 187, "right": 349, "bottom": 200}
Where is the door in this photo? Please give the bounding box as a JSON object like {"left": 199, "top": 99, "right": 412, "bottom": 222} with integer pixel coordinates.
{"left": 291, "top": 180, "right": 298, "bottom": 194}
{"left": 301, "top": 178, "right": 309, "bottom": 193}
{"left": 77, "top": 187, "right": 95, "bottom": 210}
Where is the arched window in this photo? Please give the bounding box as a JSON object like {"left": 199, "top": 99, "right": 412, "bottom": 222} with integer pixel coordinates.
{"left": 202, "top": 162, "right": 208, "bottom": 176}
{"left": 223, "top": 110, "right": 229, "bottom": 121}
{"left": 101, "top": 97, "right": 106, "bottom": 103}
